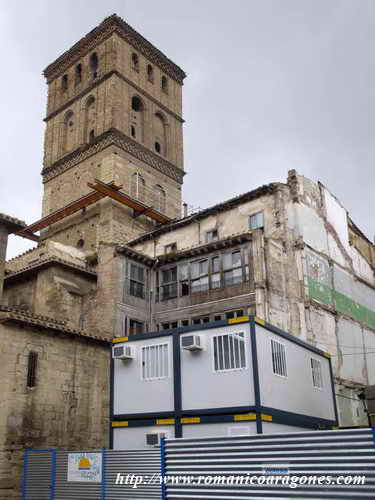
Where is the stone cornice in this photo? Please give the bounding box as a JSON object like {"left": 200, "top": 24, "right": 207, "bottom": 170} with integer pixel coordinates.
{"left": 115, "top": 246, "right": 155, "bottom": 267}
{"left": 42, "top": 128, "right": 185, "bottom": 185}
{"left": 44, "top": 70, "right": 184, "bottom": 124}
{"left": 0, "top": 213, "right": 26, "bottom": 233}
{"left": 4, "top": 257, "right": 97, "bottom": 285}
{"left": 0, "top": 305, "right": 108, "bottom": 343}
{"left": 43, "top": 14, "right": 186, "bottom": 84}
{"left": 116, "top": 232, "right": 253, "bottom": 267}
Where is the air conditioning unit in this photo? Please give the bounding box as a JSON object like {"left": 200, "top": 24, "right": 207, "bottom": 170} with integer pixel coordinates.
{"left": 181, "top": 335, "right": 203, "bottom": 351}
{"left": 112, "top": 344, "right": 135, "bottom": 360}
{"left": 146, "top": 432, "right": 167, "bottom": 447}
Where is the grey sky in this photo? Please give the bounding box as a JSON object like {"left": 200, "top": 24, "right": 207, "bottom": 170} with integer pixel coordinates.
{"left": 1, "top": 0, "right": 374, "bottom": 258}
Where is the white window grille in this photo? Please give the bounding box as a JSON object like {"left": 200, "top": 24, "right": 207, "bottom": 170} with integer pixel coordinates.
{"left": 311, "top": 358, "right": 323, "bottom": 389}
{"left": 213, "top": 332, "right": 246, "bottom": 372}
{"left": 141, "top": 344, "right": 169, "bottom": 380}
{"left": 271, "top": 339, "right": 287, "bottom": 377}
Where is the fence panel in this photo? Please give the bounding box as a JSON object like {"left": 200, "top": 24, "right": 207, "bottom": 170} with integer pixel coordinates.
{"left": 23, "top": 450, "right": 55, "bottom": 500}
{"left": 106, "top": 449, "right": 161, "bottom": 499}
{"left": 22, "top": 448, "right": 160, "bottom": 500}
{"left": 54, "top": 451, "right": 102, "bottom": 500}
{"left": 164, "top": 428, "right": 375, "bottom": 499}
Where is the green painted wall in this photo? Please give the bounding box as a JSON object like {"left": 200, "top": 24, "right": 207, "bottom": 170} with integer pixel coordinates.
{"left": 307, "top": 277, "right": 375, "bottom": 330}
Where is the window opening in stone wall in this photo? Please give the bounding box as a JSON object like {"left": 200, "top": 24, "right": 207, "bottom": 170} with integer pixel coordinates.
{"left": 191, "top": 259, "right": 209, "bottom": 293}
{"left": 206, "top": 230, "right": 218, "bottom": 243}
{"left": 129, "top": 319, "right": 145, "bottom": 335}
{"left": 131, "top": 96, "right": 143, "bottom": 112}
{"left": 90, "top": 52, "right": 99, "bottom": 78}
{"left": 147, "top": 64, "right": 154, "bottom": 82}
{"left": 124, "top": 262, "right": 146, "bottom": 299}
{"left": 249, "top": 212, "right": 264, "bottom": 230}
{"left": 27, "top": 351, "right": 38, "bottom": 388}
{"left": 161, "top": 75, "right": 168, "bottom": 92}
{"left": 61, "top": 74, "right": 68, "bottom": 91}
{"left": 192, "top": 316, "right": 210, "bottom": 325}
{"left": 223, "top": 250, "right": 243, "bottom": 287}
{"left": 225, "top": 310, "right": 244, "bottom": 320}
{"left": 132, "top": 53, "right": 139, "bottom": 71}
{"left": 161, "top": 266, "right": 178, "bottom": 300}
{"left": 165, "top": 242, "right": 177, "bottom": 254}
{"left": 75, "top": 64, "right": 82, "bottom": 85}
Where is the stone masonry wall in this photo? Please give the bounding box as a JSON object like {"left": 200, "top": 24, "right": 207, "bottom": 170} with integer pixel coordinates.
{"left": 0, "top": 323, "right": 109, "bottom": 499}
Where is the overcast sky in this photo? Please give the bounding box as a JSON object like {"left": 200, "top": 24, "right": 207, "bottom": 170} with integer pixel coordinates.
{"left": 1, "top": 0, "right": 375, "bottom": 258}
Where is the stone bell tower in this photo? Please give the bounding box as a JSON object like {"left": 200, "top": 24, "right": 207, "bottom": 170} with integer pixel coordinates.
{"left": 40, "top": 14, "right": 186, "bottom": 251}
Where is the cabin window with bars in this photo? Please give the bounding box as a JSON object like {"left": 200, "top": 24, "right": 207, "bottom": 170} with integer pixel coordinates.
{"left": 213, "top": 332, "right": 246, "bottom": 372}
{"left": 161, "top": 266, "right": 178, "bottom": 300}
{"left": 124, "top": 262, "right": 146, "bottom": 299}
{"left": 27, "top": 351, "right": 38, "bottom": 388}
{"left": 311, "top": 358, "right": 323, "bottom": 389}
{"left": 271, "top": 339, "right": 287, "bottom": 377}
{"left": 141, "top": 343, "right": 169, "bottom": 380}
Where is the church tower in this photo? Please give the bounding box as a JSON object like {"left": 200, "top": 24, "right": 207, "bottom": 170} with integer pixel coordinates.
{"left": 41, "top": 15, "right": 186, "bottom": 250}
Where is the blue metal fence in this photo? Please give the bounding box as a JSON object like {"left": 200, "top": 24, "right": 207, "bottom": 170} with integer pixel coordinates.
{"left": 22, "top": 428, "right": 375, "bottom": 499}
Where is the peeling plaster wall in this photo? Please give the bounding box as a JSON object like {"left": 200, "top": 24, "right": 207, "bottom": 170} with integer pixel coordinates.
{"left": 286, "top": 170, "right": 375, "bottom": 426}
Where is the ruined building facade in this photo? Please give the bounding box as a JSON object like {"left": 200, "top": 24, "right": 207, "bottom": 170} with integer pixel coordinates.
{"left": 0, "top": 14, "right": 374, "bottom": 499}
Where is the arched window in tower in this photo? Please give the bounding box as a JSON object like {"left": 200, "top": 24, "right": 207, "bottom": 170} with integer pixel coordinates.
{"left": 130, "top": 96, "right": 144, "bottom": 141}
{"left": 84, "top": 96, "right": 96, "bottom": 144}
{"left": 75, "top": 64, "right": 82, "bottom": 85}
{"left": 89, "top": 52, "right": 99, "bottom": 78}
{"left": 61, "top": 74, "right": 68, "bottom": 91}
{"left": 62, "top": 110, "right": 75, "bottom": 153}
{"left": 147, "top": 64, "right": 154, "bottom": 82}
{"left": 154, "top": 112, "right": 167, "bottom": 156}
{"left": 154, "top": 184, "right": 166, "bottom": 213}
{"left": 161, "top": 75, "right": 168, "bottom": 93}
{"left": 131, "top": 53, "right": 139, "bottom": 71}
{"left": 131, "top": 173, "right": 146, "bottom": 202}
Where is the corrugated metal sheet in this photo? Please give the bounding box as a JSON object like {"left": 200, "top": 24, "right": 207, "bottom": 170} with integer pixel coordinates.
{"left": 54, "top": 451, "right": 102, "bottom": 499}
{"left": 23, "top": 448, "right": 160, "bottom": 500}
{"left": 25, "top": 451, "right": 53, "bottom": 500}
{"left": 106, "top": 449, "right": 160, "bottom": 499}
{"left": 165, "top": 428, "right": 375, "bottom": 499}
